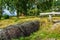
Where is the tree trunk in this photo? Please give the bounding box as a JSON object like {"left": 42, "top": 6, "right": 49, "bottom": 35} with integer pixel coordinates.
{"left": 17, "top": 10, "right": 20, "bottom": 18}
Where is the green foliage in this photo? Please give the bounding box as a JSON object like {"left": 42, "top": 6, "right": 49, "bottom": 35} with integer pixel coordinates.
{"left": 1, "top": 0, "right": 54, "bottom": 17}
{"left": 3, "top": 14, "right": 9, "bottom": 19}
{"left": 14, "top": 18, "right": 19, "bottom": 22}
{"left": 48, "top": 33, "right": 60, "bottom": 38}
{"left": 1, "top": 0, "right": 60, "bottom": 17}
{"left": 27, "top": 9, "right": 35, "bottom": 16}
{"left": 0, "top": 0, "right": 2, "bottom": 20}
{"left": 27, "top": 8, "right": 39, "bottom": 16}
{"left": 37, "top": 0, "right": 53, "bottom": 12}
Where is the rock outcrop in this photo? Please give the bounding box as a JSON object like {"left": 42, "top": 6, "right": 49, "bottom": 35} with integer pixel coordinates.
{"left": 0, "top": 21, "right": 40, "bottom": 40}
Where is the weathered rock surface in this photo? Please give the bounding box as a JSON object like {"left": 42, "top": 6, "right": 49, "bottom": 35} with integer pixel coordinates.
{"left": 0, "top": 21, "right": 40, "bottom": 40}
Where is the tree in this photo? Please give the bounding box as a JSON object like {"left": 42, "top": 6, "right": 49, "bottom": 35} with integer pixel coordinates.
{"left": 0, "top": 0, "right": 2, "bottom": 19}
{"left": 2, "top": 0, "right": 37, "bottom": 18}
{"left": 37, "top": 0, "right": 53, "bottom": 12}
{"left": 11, "top": 0, "right": 31, "bottom": 18}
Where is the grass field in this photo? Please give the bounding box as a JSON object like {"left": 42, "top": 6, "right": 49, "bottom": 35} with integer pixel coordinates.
{"left": 0, "top": 16, "right": 60, "bottom": 40}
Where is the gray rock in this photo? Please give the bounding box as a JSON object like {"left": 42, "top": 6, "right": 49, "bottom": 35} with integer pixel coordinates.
{"left": 5, "top": 25, "right": 24, "bottom": 38}
{"left": 20, "top": 21, "right": 40, "bottom": 36}
{"left": 0, "top": 29, "right": 9, "bottom": 40}
{"left": 0, "top": 21, "right": 40, "bottom": 40}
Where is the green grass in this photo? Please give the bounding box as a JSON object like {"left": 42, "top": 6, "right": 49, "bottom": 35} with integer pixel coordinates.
{"left": 0, "top": 16, "right": 60, "bottom": 40}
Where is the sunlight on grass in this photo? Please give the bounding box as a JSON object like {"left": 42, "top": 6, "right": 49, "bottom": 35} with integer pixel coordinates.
{"left": 0, "top": 16, "right": 40, "bottom": 28}
{"left": 0, "top": 16, "right": 60, "bottom": 40}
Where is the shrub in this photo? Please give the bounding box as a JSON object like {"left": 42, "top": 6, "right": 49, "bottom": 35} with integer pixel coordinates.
{"left": 3, "top": 14, "right": 9, "bottom": 19}
{"left": 27, "top": 9, "right": 39, "bottom": 16}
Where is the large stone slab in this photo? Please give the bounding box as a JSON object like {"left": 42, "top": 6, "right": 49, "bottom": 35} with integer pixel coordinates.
{"left": 0, "top": 21, "right": 40, "bottom": 40}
